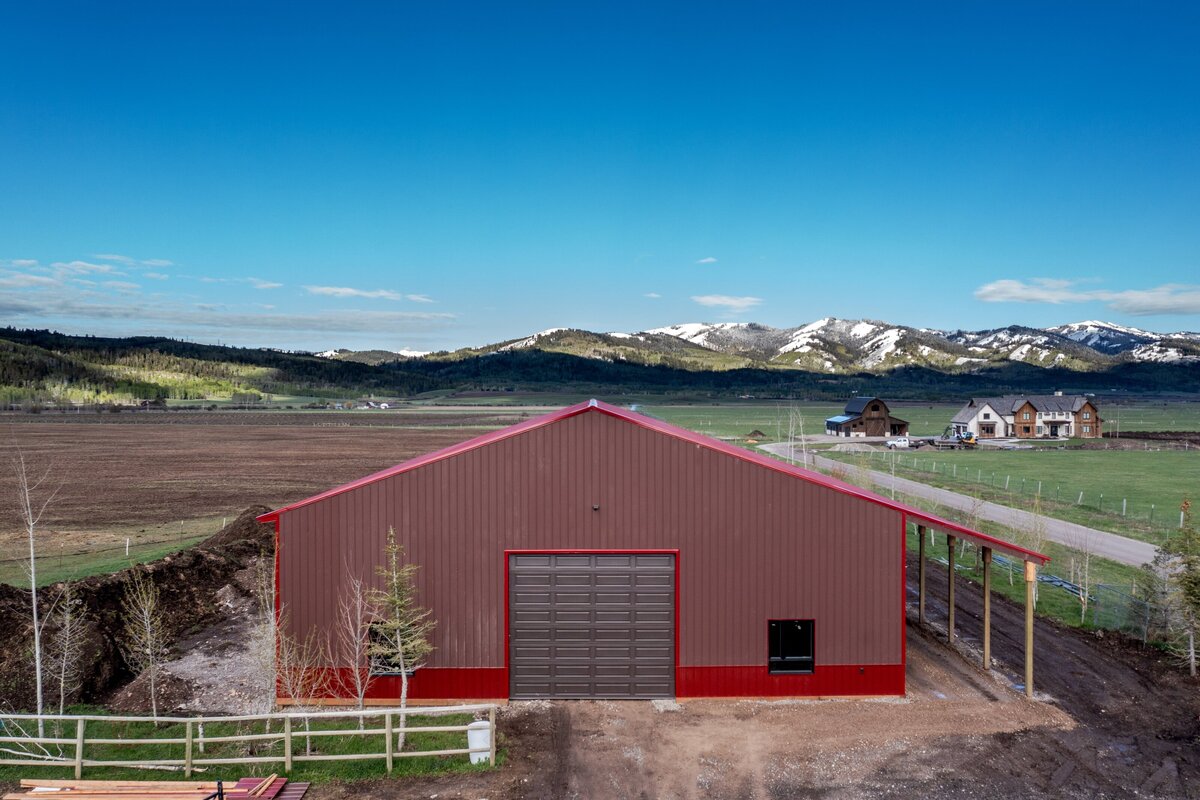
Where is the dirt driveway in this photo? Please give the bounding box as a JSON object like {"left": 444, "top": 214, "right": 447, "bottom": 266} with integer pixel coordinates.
{"left": 313, "top": 568, "right": 1200, "bottom": 800}
{"left": 314, "top": 630, "right": 1079, "bottom": 800}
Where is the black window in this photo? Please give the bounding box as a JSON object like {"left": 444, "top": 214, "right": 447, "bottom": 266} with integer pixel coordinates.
{"left": 769, "top": 619, "right": 814, "bottom": 674}
{"left": 871, "top": 404, "right": 880, "bottom": 412}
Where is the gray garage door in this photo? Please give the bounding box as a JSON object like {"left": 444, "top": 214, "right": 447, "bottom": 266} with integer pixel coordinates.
{"left": 509, "top": 553, "right": 675, "bottom": 698}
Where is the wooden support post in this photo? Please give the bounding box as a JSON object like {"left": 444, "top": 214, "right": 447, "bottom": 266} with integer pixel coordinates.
{"left": 488, "top": 705, "right": 497, "bottom": 767}
{"left": 1025, "top": 560, "right": 1037, "bottom": 698}
{"left": 74, "top": 718, "right": 86, "bottom": 780}
{"left": 384, "top": 711, "right": 394, "bottom": 773}
{"left": 184, "top": 720, "right": 194, "bottom": 779}
{"left": 283, "top": 715, "right": 293, "bottom": 773}
{"left": 917, "top": 525, "right": 927, "bottom": 626}
{"left": 982, "top": 548, "right": 992, "bottom": 670}
{"left": 946, "top": 534, "right": 956, "bottom": 642}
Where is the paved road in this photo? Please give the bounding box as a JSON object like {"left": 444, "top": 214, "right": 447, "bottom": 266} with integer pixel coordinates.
{"left": 760, "top": 443, "right": 1159, "bottom": 567}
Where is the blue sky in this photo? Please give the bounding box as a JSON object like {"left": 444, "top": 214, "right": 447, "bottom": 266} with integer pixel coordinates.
{"left": 2, "top": 2, "right": 1198, "bottom": 351}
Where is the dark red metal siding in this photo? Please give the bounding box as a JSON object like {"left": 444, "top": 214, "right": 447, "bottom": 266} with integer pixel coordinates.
{"left": 279, "top": 409, "right": 902, "bottom": 676}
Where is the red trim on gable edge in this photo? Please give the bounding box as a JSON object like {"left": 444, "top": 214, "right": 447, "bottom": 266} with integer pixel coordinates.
{"left": 257, "top": 400, "right": 1048, "bottom": 564}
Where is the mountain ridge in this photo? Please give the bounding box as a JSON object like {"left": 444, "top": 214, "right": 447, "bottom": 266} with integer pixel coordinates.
{"left": 320, "top": 319, "right": 1200, "bottom": 374}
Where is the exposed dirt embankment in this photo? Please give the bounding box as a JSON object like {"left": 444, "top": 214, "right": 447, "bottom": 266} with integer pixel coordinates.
{"left": 0, "top": 506, "right": 274, "bottom": 710}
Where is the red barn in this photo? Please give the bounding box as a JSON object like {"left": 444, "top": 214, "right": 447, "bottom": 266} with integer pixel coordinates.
{"left": 258, "top": 400, "right": 1047, "bottom": 702}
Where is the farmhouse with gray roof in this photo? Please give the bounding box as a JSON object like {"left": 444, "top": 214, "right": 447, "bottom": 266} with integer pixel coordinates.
{"left": 951, "top": 393, "right": 1101, "bottom": 439}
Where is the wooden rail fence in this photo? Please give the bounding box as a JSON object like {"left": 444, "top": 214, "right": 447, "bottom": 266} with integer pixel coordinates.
{"left": 0, "top": 705, "right": 497, "bottom": 778}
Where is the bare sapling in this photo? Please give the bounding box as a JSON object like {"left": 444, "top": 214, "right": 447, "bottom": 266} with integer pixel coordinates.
{"left": 274, "top": 614, "right": 332, "bottom": 755}
{"left": 1019, "top": 495, "right": 1049, "bottom": 605}
{"left": 46, "top": 582, "right": 91, "bottom": 715}
{"left": 118, "top": 567, "right": 168, "bottom": 720}
{"left": 335, "top": 570, "right": 377, "bottom": 728}
{"left": 368, "top": 527, "right": 435, "bottom": 752}
{"left": 9, "top": 442, "right": 62, "bottom": 735}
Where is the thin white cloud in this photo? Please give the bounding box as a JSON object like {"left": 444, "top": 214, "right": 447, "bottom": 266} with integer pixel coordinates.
{"left": 0, "top": 292, "right": 455, "bottom": 335}
{"left": 144, "top": 272, "right": 169, "bottom": 280}
{"left": 691, "top": 294, "right": 763, "bottom": 313}
{"left": 975, "top": 278, "right": 1200, "bottom": 315}
{"left": 197, "top": 275, "right": 282, "bottom": 289}
{"left": 93, "top": 254, "right": 137, "bottom": 265}
{"left": 7, "top": 259, "right": 39, "bottom": 268}
{"left": 51, "top": 260, "right": 120, "bottom": 275}
{"left": 305, "top": 285, "right": 404, "bottom": 300}
{"left": 695, "top": 257, "right": 718, "bottom": 264}
{"left": 405, "top": 294, "right": 434, "bottom": 303}
{"left": 104, "top": 281, "right": 141, "bottom": 293}
{"left": 644, "top": 292, "right": 662, "bottom": 299}
{"left": 0, "top": 273, "right": 59, "bottom": 288}
{"left": 94, "top": 254, "right": 175, "bottom": 268}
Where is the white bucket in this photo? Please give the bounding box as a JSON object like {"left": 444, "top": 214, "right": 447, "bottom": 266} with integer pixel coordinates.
{"left": 466, "top": 719, "right": 491, "bottom": 764}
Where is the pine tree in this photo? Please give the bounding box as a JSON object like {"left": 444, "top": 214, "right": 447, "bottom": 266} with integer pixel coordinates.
{"left": 1162, "top": 499, "right": 1200, "bottom": 676}
{"left": 367, "top": 528, "right": 435, "bottom": 749}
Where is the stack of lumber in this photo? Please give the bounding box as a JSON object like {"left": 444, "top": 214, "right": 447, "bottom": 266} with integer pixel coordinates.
{"left": 6, "top": 777, "right": 308, "bottom": 800}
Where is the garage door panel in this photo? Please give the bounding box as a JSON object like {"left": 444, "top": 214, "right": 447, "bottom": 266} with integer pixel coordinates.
{"left": 509, "top": 553, "right": 676, "bottom": 699}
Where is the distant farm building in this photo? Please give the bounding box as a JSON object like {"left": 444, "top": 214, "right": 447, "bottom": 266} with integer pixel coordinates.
{"left": 951, "top": 393, "right": 1102, "bottom": 439}
{"left": 259, "top": 400, "right": 1046, "bottom": 703}
{"left": 825, "top": 397, "right": 909, "bottom": 438}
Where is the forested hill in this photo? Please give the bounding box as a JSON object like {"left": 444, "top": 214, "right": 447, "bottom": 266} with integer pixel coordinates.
{"left": 1, "top": 327, "right": 1198, "bottom": 406}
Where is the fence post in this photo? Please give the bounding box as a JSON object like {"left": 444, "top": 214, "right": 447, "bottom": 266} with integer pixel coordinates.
{"left": 1005, "top": 475, "right": 1010, "bottom": 490}
{"left": 74, "top": 718, "right": 86, "bottom": 780}
{"left": 384, "top": 711, "right": 394, "bottom": 774}
{"left": 1123, "top": 498, "right": 1127, "bottom": 517}
{"left": 184, "top": 720, "right": 194, "bottom": 778}
{"left": 488, "top": 705, "right": 497, "bottom": 766}
{"left": 283, "top": 715, "right": 293, "bottom": 773}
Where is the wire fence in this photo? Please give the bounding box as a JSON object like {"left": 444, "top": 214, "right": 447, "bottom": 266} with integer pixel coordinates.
{"left": 1090, "top": 583, "right": 1165, "bottom": 643}
{"left": 849, "top": 449, "right": 1187, "bottom": 534}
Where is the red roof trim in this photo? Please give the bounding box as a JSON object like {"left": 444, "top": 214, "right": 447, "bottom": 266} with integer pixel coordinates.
{"left": 257, "top": 399, "right": 1049, "bottom": 564}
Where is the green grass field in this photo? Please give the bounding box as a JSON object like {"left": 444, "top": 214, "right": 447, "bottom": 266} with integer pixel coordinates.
{"left": 0, "top": 709, "right": 497, "bottom": 784}
{"left": 824, "top": 448, "right": 1198, "bottom": 545}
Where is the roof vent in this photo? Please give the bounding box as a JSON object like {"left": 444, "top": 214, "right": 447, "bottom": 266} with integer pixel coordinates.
{"left": 1054, "top": 390, "right": 1063, "bottom": 396}
{"left": 588, "top": 398, "right": 599, "bottom": 407}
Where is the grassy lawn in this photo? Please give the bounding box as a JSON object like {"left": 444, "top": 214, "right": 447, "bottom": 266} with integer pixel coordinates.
{"left": 823, "top": 448, "right": 1197, "bottom": 546}
{"left": 0, "top": 709, "right": 498, "bottom": 784}
{"left": 1102, "top": 400, "right": 1200, "bottom": 432}
{"left": 0, "top": 516, "right": 230, "bottom": 587}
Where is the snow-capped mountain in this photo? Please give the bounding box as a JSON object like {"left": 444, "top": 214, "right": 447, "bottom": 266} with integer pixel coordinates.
{"left": 323, "top": 319, "right": 1200, "bottom": 373}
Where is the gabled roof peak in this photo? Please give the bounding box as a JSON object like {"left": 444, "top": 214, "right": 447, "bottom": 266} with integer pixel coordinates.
{"left": 256, "top": 399, "right": 1048, "bottom": 564}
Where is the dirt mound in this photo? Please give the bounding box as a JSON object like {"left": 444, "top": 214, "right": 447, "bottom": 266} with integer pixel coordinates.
{"left": 0, "top": 507, "right": 274, "bottom": 711}
{"left": 200, "top": 505, "right": 274, "bottom": 550}
{"left": 108, "top": 666, "right": 197, "bottom": 715}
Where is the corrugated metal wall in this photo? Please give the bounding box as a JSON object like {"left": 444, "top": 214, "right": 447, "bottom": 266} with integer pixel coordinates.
{"left": 279, "top": 409, "right": 903, "bottom": 671}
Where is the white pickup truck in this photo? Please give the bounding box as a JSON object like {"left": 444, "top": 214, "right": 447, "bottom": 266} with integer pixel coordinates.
{"left": 885, "top": 436, "right": 922, "bottom": 449}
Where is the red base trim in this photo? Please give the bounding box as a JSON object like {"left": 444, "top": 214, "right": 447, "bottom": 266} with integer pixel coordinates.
{"left": 292, "top": 665, "right": 903, "bottom": 701}
{"left": 677, "top": 665, "right": 904, "bottom": 697}
{"left": 284, "top": 668, "right": 508, "bottom": 703}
